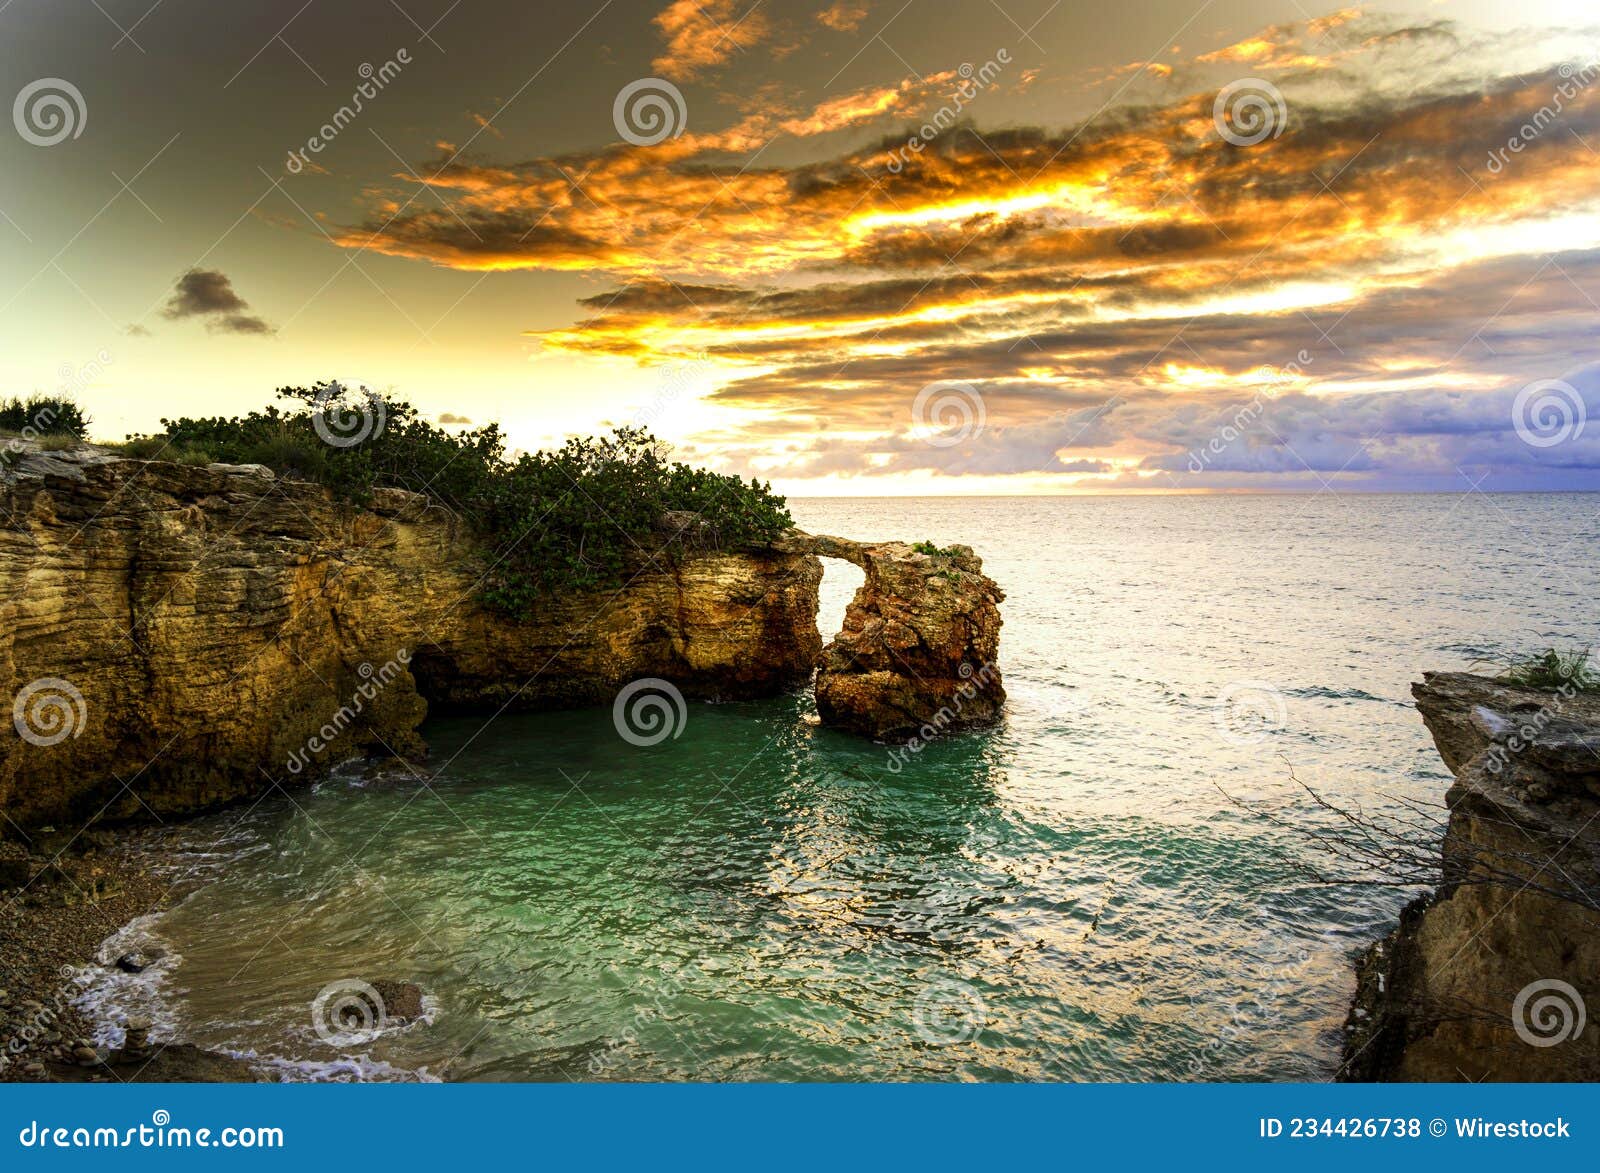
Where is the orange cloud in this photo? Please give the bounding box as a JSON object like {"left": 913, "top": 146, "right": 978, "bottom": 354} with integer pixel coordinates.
{"left": 652, "top": 0, "right": 773, "bottom": 80}
{"left": 319, "top": 10, "right": 1600, "bottom": 485}
{"left": 816, "top": 1, "right": 869, "bottom": 32}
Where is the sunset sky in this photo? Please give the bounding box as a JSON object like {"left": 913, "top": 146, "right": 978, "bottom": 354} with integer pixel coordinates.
{"left": 1, "top": 0, "right": 1597, "bottom": 492}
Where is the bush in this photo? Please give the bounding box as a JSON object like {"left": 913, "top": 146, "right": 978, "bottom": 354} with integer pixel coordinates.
{"left": 1499, "top": 649, "right": 1600, "bottom": 693}
{"left": 0, "top": 395, "right": 90, "bottom": 438}
{"left": 912, "top": 539, "right": 959, "bottom": 557}
{"left": 127, "top": 381, "right": 792, "bottom": 618}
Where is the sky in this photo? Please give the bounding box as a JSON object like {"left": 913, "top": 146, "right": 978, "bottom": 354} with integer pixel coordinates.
{"left": 0, "top": 0, "right": 1597, "bottom": 494}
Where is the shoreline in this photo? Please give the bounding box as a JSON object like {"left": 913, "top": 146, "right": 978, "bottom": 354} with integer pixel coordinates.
{"left": 0, "top": 830, "right": 256, "bottom": 1083}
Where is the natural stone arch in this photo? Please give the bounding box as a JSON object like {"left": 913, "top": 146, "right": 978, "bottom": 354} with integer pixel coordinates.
{"left": 778, "top": 532, "right": 1006, "bottom": 740}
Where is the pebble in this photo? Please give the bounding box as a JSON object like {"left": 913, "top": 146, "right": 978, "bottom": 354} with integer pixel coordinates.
{"left": 72, "top": 1045, "right": 99, "bottom": 1066}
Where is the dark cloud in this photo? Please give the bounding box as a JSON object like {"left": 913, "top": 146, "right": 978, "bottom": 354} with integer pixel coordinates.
{"left": 161, "top": 269, "right": 273, "bottom": 336}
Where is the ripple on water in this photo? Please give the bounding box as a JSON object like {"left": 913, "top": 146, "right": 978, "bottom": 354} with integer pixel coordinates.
{"left": 77, "top": 494, "right": 1600, "bottom": 1081}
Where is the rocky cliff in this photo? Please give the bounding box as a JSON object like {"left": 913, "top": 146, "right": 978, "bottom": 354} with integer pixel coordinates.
{"left": 1, "top": 446, "right": 1006, "bottom": 833}
{"left": 0, "top": 446, "right": 822, "bottom": 831}
{"left": 1342, "top": 672, "right": 1600, "bottom": 1081}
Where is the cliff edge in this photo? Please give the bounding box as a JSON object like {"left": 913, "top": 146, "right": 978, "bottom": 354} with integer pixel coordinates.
{"left": 1342, "top": 671, "right": 1600, "bottom": 1081}
{"left": 1, "top": 445, "right": 1006, "bottom": 832}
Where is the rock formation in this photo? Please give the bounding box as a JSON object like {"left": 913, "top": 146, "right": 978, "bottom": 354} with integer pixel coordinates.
{"left": 1, "top": 446, "right": 1005, "bottom": 832}
{"left": 1342, "top": 671, "right": 1600, "bottom": 1081}
{"left": 0, "top": 446, "right": 821, "bottom": 830}
{"left": 782, "top": 534, "right": 1004, "bottom": 740}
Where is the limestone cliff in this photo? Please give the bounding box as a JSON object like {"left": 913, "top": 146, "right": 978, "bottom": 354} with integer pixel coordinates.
{"left": 0, "top": 446, "right": 822, "bottom": 830}
{"left": 2, "top": 447, "right": 1010, "bottom": 833}
{"left": 1342, "top": 672, "right": 1600, "bottom": 1081}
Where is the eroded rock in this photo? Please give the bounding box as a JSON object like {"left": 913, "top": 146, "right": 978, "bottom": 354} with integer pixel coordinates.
{"left": 783, "top": 534, "right": 1005, "bottom": 740}
{"left": 1343, "top": 671, "right": 1600, "bottom": 1082}
{"left": 1, "top": 446, "right": 821, "bottom": 829}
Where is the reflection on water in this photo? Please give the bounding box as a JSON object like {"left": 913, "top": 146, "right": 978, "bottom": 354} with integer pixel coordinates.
{"left": 80, "top": 494, "right": 1600, "bottom": 1080}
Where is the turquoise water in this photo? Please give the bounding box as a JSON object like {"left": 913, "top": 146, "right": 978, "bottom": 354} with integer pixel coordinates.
{"left": 83, "top": 494, "right": 1600, "bottom": 1080}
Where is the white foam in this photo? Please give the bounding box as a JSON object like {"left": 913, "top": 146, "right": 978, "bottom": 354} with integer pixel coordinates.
{"left": 221, "top": 1049, "right": 441, "bottom": 1083}
{"left": 73, "top": 913, "right": 184, "bottom": 1050}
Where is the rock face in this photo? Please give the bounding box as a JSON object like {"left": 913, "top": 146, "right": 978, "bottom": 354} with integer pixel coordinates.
{"left": 1, "top": 446, "right": 821, "bottom": 830}
{"left": 784, "top": 534, "right": 1005, "bottom": 740}
{"left": 2, "top": 447, "right": 1009, "bottom": 832}
{"left": 1342, "top": 672, "right": 1600, "bottom": 1081}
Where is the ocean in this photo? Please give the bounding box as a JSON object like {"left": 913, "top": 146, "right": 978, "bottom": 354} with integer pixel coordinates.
{"left": 77, "top": 493, "right": 1600, "bottom": 1081}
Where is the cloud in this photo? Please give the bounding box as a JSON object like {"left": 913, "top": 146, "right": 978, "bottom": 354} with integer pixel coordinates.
{"left": 123, "top": 323, "right": 152, "bottom": 337}
{"left": 652, "top": 0, "right": 773, "bottom": 80}
{"left": 161, "top": 269, "right": 273, "bottom": 335}
{"left": 816, "top": 2, "right": 868, "bottom": 32}
{"left": 437, "top": 412, "right": 474, "bottom": 424}
{"left": 320, "top": 10, "right": 1600, "bottom": 487}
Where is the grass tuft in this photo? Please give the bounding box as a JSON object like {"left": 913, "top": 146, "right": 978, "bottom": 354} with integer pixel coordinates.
{"left": 1498, "top": 648, "right": 1600, "bottom": 693}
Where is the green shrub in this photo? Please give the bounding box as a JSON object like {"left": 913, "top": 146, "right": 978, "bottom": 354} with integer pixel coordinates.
{"left": 110, "top": 436, "right": 174, "bottom": 459}
{"left": 128, "top": 381, "right": 792, "bottom": 618}
{"left": 0, "top": 396, "right": 90, "bottom": 438}
{"left": 1499, "top": 649, "right": 1600, "bottom": 693}
{"left": 912, "top": 539, "right": 959, "bottom": 557}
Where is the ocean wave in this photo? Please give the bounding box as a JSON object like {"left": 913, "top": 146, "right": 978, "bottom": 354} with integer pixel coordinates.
{"left": 224, "top": 1050, "right": 441, "bottom": 1083}
{"left": 74, "top": 913, "right": 184, "bottom": 1050}
{"left": 1282, "top": 685, "right": 1402, "bottom": 704}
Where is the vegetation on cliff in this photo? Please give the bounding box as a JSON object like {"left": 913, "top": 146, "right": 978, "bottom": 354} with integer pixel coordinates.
{"left": 115, "top": 382, "right": 791, "bottom": 617}
{"left": 1496, "top": 647, "right": 1599, "bottom": 692}
{"left": 0, "top": 396, "right": 90, "bottom": 440}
